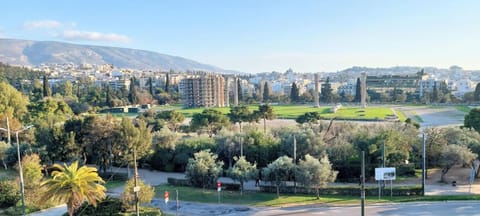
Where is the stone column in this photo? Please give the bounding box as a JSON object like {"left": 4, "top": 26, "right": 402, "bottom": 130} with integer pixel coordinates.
{"left": 314, "top": 73, "right": 320, "bottom": 107}
{"left": 233, "top": 76, "right": 239, "bottom": 106}
{"left": 361, "top": 72, "right": 367, "bottom": 108}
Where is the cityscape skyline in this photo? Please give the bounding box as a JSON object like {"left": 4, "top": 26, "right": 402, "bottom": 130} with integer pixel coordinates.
{"left": 1, "top": 0, "right": 479, "bottom": 73}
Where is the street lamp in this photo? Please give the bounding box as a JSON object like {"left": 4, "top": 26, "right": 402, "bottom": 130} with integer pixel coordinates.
{"left": 0, "top": 124, "right": 34, "bottom": 216}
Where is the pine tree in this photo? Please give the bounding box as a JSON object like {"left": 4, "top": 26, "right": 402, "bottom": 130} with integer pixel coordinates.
{"left": 165, "top": 72, "right": 170, "bottom": 93}
{"left": 321, "top": 77, "right": 333, "bottom": 103}
{"left": 263, "top": 82, "right": 270, "bottom": 103}
{"left": 43, "top": 75, "right": 51, "bottom": 97}
{"left": 237, "top": 78, "right": 243, "bottom": 102}
{"left": 355, "top": 78, "right": 361, "bottom": 102}
{"left": 290, "top": 82, "right": 299, "bottom": 103}
{"left": 474, "top": 83, "right": 480, "bottom": 101}
{"left": 128, "top": 77, "right": 138, "bottom": 104}
{"left": 149, "top": 77, "right": 154, "bottom": 95}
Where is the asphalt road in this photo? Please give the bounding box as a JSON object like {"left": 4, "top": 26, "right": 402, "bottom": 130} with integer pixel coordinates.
{"left": 251, "top": 201, "right": 480, "bottom": 216}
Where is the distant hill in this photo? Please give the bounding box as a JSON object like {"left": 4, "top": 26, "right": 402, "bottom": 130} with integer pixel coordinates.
{"left": 0, "top": 38, "right": 237, "bottom": 73}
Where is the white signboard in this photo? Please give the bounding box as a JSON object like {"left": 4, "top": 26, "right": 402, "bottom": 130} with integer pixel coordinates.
{"left": 375, "top": 167, "right": 396, "bottom": 180}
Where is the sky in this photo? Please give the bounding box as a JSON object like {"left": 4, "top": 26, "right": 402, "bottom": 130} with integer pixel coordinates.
{"left": 1, "top": 0, "right": 479, "bottom": 73}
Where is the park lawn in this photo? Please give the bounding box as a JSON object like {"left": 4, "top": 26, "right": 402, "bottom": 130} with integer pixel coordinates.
{"left": 455, "top": 105, "right": 471, "bottom": 113}
{"left": 154, "top": 185, "right": 480, "bottom": 207}
{"left": 104, "top": 180, "right": 126, "bottom": 190}
{"left": 152, "top": 104, "right": 398, "bottom": 120}
{"left": 0, "top": 168, "right": 17, "bottom": 179}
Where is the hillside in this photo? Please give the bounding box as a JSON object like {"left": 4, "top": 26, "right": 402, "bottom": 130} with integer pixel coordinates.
{"left": 0, "top": 38, "right": 234, "bottom": 73}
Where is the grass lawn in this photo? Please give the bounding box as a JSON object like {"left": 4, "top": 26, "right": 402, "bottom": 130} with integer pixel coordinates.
{"left": 152, "top": 104, "right": 399, "bottom": 121}
{"left": 0, "top": 169, "right": 17, "bottom": 179}
{"left": 155, "top": 185, "right": 478, "bottom": 207}
{"left": 105, "top": 180, "right": 126, "bottom": 190}
{"left": 455, "top": 105, "right": 471, "bottom": 113}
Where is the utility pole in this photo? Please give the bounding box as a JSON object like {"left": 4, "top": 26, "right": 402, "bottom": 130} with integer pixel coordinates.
{"left": 6, "top": 117, "right": 10, "bottom": 145}
{"left": 361, "top": 151, "right": 365, "bottom": 216}
{"left": 293, "top": 135, "right": 297, "bottom": 194}
{"left": 134, "top": 147, "right": 140, "bottom": 216}
{"left": 422, "top": 133, "right": 426, "bottom": 196}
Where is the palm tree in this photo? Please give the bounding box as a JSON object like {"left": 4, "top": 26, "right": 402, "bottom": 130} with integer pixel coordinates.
{"left": 41, "top": 161, "right": 106, "bottom": 216}
{"left": 254, "top": 104, "right": 275, "bottom": 134}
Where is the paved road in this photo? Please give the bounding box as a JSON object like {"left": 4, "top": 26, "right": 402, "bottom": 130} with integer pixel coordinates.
{"left": 252, "top": 201, "right": 480, "bottom": 216}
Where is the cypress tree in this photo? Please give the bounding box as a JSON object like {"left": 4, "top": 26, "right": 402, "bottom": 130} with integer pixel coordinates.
{"left": 355, "top": 77, "right": 361, "bottom": 102}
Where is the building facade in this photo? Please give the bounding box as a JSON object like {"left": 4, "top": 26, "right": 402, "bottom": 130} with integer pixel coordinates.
{"left": 179, "top": 74, "right": 227, "bottom": 108}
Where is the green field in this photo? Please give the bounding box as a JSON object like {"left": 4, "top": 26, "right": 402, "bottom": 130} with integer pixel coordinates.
{"left": 153, "top": 104, "right": 402, "bottom": 121}
{"left": 155, "top": 185, "right": 480, "bottom": 207}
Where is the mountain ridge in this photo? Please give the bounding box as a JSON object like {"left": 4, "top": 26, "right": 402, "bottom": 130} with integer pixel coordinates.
{"left": 0, "top": 38, "right": 237, "bottom": 73}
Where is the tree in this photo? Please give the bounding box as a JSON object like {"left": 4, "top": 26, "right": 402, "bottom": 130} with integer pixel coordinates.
{"left": 121, "top": 178, "right": 155, "bottom": 209}
{"left": 321, "top": 77, "right": 333, "bottom": 103}
{"left": 465, "top": 108, "right": 480, "bottom": 133}
{"left": 190, "top": 109, "right": 230, "bottom": 137}
{"left": 228, "top": 156, "right": 257, "bottom": 195}
{"left": 185, "top": 149, "right": 223, "bottom": 190}
{"left": 41, "top": 161, "right": 106, "bottom": 216}
{"left": 118, "top": 117, "right": 152, "bottom": 169}
{"left": 290, "top": 82, "right": 299, "bottom": 103}
{"left": 0, "top": 141, "right": 8, "bottom": 169}
{"left": 295, "top": 112, "right": 321, "bottom": 125}
{"left": 262, "top": 156, "right": 295, "bottom": 197}
{"left": 20, "top": 154, "right": 43, "bottom": 189}
{"left": 237, "top": 79, "right": 243, "bottom": 102}
{"left": 297, "top": 154, "right": 337, "bottom": 199}
{"left": 355, "top": 78, "right": 361, "bottom": 103}
{"left": 128, "top": 77, "right": 138, "bottom": 105}
{"left": 165, "top": 72, "right": 170, "bottom": 93}
{"left": 474, "top": 83, "right": 480, "bottom": 101}
{"left": 156, "top": 110, "right": 185, "bottom": 132}
{"left": 42, "top": 75, "right": 51, "bottom": 98}
{"left": 439, "top": 145, "right": 477, "bottom": 182}
{"left": 431, "top": 82, "right": 440, "bottom": 103}
{"left": 228, "top": 105, "right": 252, "bottom": 132}
{"left": 149, "top": 77, "right": 154, "bottom": 96}
{"left": 0, "top": 81, "right": 29, "bottom": 130}
{"left": 263, "top": 82, "right": 271, "bottom": 103}
{"left": 253, "top": 104, "right": 275, "bottom": 134}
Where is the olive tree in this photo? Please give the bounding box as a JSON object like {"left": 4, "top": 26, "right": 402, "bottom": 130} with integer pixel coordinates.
{"left": 228, "top": 156, "right": 257, "bottom": 195}
{"left": 439, "top": 145, "right": 477, "bottom": 182}
{"left": 185, "top": 149, "right": 223, "bottom": 190}
{"left": 297, "top": 154, "right": 337, "bottom": 199}
{"left": 262, "top": 156, "right": 295, "bottom": 197}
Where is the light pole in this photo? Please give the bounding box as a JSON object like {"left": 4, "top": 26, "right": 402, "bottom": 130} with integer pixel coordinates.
{"left": 0, "top": 124, "right": 34, "bottom": 216}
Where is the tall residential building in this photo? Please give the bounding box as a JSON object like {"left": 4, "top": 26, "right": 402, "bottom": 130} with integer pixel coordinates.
{"left": 179, "top": 74, "right": 227, "bottom": 108}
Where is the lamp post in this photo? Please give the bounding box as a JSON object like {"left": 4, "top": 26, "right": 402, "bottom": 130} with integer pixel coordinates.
{"left": 0, "top": 124, "right": 34, "bottom": 216}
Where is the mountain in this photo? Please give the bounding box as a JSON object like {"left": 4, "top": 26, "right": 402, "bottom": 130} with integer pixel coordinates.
{"left": 0, "top": 38, "right": 236, "bottom": 73}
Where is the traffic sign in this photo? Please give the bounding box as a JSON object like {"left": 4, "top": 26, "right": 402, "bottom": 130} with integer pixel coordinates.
{"left": 164, "top": 191, "right": 169, "bottom": 203}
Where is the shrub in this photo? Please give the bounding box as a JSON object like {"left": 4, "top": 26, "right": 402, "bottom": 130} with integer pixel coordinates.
{"left": 67, "top": 196, "right": 126, "bottom": 216}
{"left": 121, "top": 178, "right": 155, "bottom": 209}
{"left": 99, "top": 172, "right": 129, "bottom": 181}
{"left": 119, "top": 207, "right": 162, "bottom": 216}
{"left": 0, "top": 179, "right": 20, "bottom": 208}
{"left": 3, "top": 205, "right": 40, "bottom": 215}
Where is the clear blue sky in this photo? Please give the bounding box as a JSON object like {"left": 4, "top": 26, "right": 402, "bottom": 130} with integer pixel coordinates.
{"left": 1, "top": 0, "right": 479, "bottom": 73}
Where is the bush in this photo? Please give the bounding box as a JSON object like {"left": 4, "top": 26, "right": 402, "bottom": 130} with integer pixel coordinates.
{"left": 121, "top": 178, "right": 155, "bottom": 209}
{"left": 67, "top": 196, "right": 126, "bottom": 216}
{"left": 167, "top": 177, "right": 190, "bottom": 186}
{"left": 3, "top": 205, "right": 40, "bottom": 215}
{"left": 0, "top": 179, "right": 20, "bottom": 208}
{"left": 119, "top": 207, "right": 162, "bottom": 216}
{"left": 397, "top": 164, "right": 416, "bottom": 177}
{"left": 259, "top": 185, "right": 422, "bottom": 196}
{"left": 99, "top": 172, "right": 129, "bottom": 181}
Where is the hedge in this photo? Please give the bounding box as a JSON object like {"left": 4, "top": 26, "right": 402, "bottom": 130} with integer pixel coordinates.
{"left": 99, "top": 172, "right": 129, "bottom": 181}
{"left": 167, "top": 177, "right": 241, "bottom": 191}
{"left": 259, "top": 185, "right": 422, "bottom": 196}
